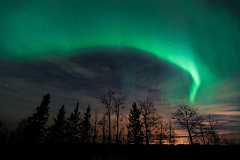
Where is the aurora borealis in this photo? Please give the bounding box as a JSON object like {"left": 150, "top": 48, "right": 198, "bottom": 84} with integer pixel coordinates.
{"left": 0, "top": 0, "right": 240, "bottom": 140}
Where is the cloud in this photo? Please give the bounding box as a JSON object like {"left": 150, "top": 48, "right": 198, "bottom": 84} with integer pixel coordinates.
{"left": 47, "top": 59, "right": 96, "bottom": 78}
{"left": 213, "top": 111, "right": 240, "bottom": 116}
{"left": 216, "top": 91, "right": 240, "bottom": 101}
{"left": 198, "top": 103, "right": 239, "bottom": 114}
{"left": 212, "top": 78, "right": 240, "bottom": 101}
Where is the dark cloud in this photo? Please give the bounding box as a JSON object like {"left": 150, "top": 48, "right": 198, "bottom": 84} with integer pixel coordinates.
{"left": 1, "top": 48, "right": 239, "bottom": 137}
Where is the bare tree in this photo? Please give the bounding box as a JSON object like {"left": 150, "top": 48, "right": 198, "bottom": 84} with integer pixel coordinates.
{"left": 119, "top": 125, "right": 126, "bottom": 145}
{"left": 220, "top": 133, "right": 238, "bottom": 145}
{"left": 92, "top": 108, "right": 99, "bottom": 144}
{"left": 166, "top": 120, "right": 177, "bottom": 145}
{"left": 98, "top": 113, "right": 107, "bottom": 144}
{"left": 112, "top": 123, "right": 117, "bottom": 143}
{"left": 100, "top": 90, "right": 115, "bottom": 144}
{"left": 138, "top": 99, "right": 160, "bottom": 145}
{"left": 171, "top": 105, "right": 197, "bottom": 145}
{"left": 113, "top": 95, "right": 126, "bottom": 145}
{"left": 156, "top": 119, "right": 167, "bottom": 145}
{"left": 192, "top": 115, "right": 208, "bottom": 145}
{"left": 205, "top": 115, "right": 220, "bottom": 145}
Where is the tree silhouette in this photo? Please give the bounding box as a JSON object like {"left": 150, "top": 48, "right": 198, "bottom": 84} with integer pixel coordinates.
{"left": 156, "top": 119, "right": 168, "bottom": 145}
{"left": 46, "top": 104, "right": 67, "bottom": 144}
{"left": 127, "top": 102, "right": 143, "bottom": 145}
{"left": 65, "top": 102, "right": 81, "bottom": 143}
{"left": 192, "top": 115, "right": 208, "bottom": 145}
{"left": 171, "top": 105, "right": 197, "bottom": 145}
{"left": 9, "top": 118, "right": 28, "bottom": 144}
{"left": 20, "top": 93, "right": 50, "bottom": 144}
{"left": 92, "top": 107, "right": 99, "bottom": 144}
{"left": 113, "top": 95, "right": 126, "bottom": 145}
{"left": 220, "top": 133, "right": 238, "bottom": 145}
{"left": 205, "top": 114, "right": 220, "bottom": 145}
{"left": 166, "top": 120, "right": 177, "bottom": 145}
{"left": 81, "top": 104, "right": 91, "bottom": 143}
{"left": 100, "top": 90, "right": 115, "bottom": 144}
{"left": 0, "top": 120, "right": 10, "bottom": 144}
{"left": 98, "top": 114, "right": 107, "bottom": 144}
{"left": 119, "top": 125, "right": 126, "bottom": 145}
{"left": 138, "top": 99, "right": 159, "bottom": 145}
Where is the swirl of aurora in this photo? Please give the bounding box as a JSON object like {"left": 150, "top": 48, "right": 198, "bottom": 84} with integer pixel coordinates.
{"left": 1, "top": 0, "right": 240, "bottom": 104}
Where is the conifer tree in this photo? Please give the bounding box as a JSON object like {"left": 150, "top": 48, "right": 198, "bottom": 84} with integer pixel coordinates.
{"left": 20, "top": 94, "right": 50, "bottom": 144}
{"left": 47, "top": 104, "right": 67, "bottom": 144}
{"left": 127, "top": 102, "right": 143, "bottom": 145}
{"left": 81, "top": 104, "right": 91, "bottom": 143}
{"left": 65, "top": 102, "right": 81, "bottom": 143}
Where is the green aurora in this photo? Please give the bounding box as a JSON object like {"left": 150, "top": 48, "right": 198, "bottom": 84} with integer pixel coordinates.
{"left": 1, "top": 0, "right": 240, "bottom": 104}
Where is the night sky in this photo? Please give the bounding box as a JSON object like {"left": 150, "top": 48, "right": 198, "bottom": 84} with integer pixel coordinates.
{"left": 0, "top": 0, "right": 240, "bottom": 141}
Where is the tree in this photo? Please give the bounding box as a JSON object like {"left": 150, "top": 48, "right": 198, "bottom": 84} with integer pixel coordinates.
{"left": 205, "top": 115, "right": 220, "bottom": 145}
{"left": 119, "top": 125, "right": 126, "bottom": 145}
{"left": 46, "top": 104, "right": 67, "bottom": 144}
{"left": 112, "top": 94, "right": 126, "bottom": 160}
{"left": 81, "top": 104, "right": 91, "bottom": 143}
{"left": 113, "top": 95, "right": 126, "bottom": 145}
{"left": 9, "top": 118, "right": 28, "bottom": 144}
{"left": 92, "top": 108, "right": 99, "bottom": 144}
{"left": 127, "top": 102, "right": 144, "bottom": 145}
{"left": 0, "top": 120, "right": 10, "bottom": 144}
{"left": 171, "top": 105, "right": 197, "bottom": 145}
{"left": 65, "top": 102, "right": 81, "bottom": 143}
{"left": 192, "top": 115, "right": 208, "bottom": 145}
{"left": 156, "top": 119, "right": 167, "bottom": 145}
{"left": 138, "top": 99, "right": 160, "bottom": 145}
{"left": 155, "top": 120, "right": 177, "bottom": 145}
{"left": 98, "top": 113, "right": 107, "bottom": 144}
{"left": 20, "top": 93, "right": 50, "bottom": 144}
{"left": 100, "top": 90, "right": 115, "bottom": 144}
{"left": 220, "top": 133, "right": 238, "bottom": 145}
{"left": 166, "top": 120, "right": 177, "bottom": 145}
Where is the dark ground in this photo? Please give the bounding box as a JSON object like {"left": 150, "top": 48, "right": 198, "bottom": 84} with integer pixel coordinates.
{"left": 1, "top": 143, "right": 239, "bottom": 160}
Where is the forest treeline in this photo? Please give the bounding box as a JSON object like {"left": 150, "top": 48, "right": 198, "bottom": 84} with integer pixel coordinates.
{"left": 0, "top": 91, "right": 238, "bottom": 146}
